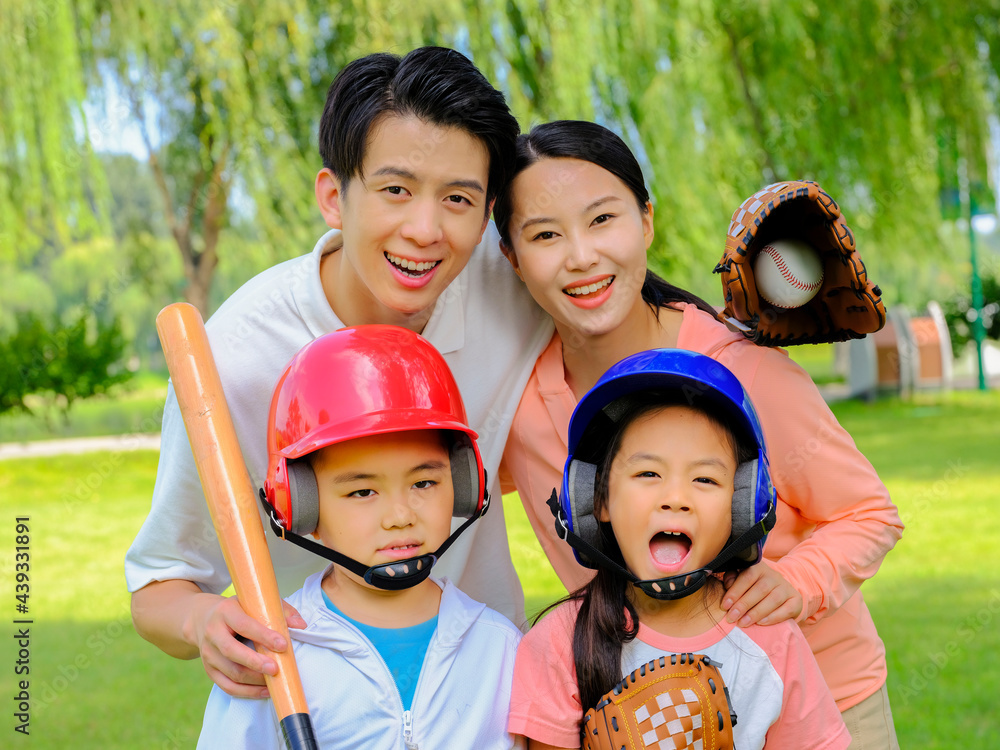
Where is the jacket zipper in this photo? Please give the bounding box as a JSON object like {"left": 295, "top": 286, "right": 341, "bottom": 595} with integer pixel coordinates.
{"left": 332, "top": 615, "right": 416, "bottom": 748}
{"left": 403, "top": 637, "right": 432, "bottom": 750}
{"left": 324, "top": 593, "right": 452, "bottom": 749}
{"left": 368, "top": 645, "right": 417, "bottom": 749}
{"left": 403, "top": 709, "right": 416, "bottom": 749}
{"left": 366, "top": 634, "right": 420, "bottom": 749}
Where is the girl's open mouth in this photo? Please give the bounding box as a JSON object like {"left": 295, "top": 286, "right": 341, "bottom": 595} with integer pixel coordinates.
{"left": 649, "top": 531, "right": 692, "bottom": 571}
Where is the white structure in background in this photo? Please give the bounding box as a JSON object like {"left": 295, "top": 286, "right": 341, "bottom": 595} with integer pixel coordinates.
{"left": 845, "top": 302, "right": 953, "bottom": 399}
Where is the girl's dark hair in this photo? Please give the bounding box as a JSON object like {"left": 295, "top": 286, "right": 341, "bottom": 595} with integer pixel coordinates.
{"left": 492, "top": 120, "right": 719, "bottom": 319}
{"left": 318, "top": 47, "right": 519, "bottom": 207}
{"left": 567, "top": 391, "right": 755, "bottom": 715}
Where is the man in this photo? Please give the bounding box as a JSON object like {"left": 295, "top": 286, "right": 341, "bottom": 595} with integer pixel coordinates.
{"left": 126, "top": 46, "right": 552, "bottom": 697}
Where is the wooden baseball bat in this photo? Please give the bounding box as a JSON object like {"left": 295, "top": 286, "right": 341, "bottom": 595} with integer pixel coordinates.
{"left": 156, "top": 302, "right": 318, "bottom": 750}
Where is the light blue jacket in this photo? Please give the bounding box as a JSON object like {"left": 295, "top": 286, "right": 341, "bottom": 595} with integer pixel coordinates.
{"left": 197, "top": 570, "right": 523, "bottom": 749}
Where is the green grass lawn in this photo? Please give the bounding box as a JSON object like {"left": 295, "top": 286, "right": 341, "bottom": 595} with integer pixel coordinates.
{"left": 785, "top": 341, "right": 844, "bottom": 385}
{"left": 0, "top": 451, "right": 207, "bottom": 748}
{"left": 830, "top": 390, "right": 1000, "bottom": 745}
{"left": 1, "top": 388, "right": 998, "bottom": 747}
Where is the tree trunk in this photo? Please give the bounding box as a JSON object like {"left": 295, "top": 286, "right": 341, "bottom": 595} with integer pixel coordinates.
{"left": 184, "top": 151, "right": 229, "bottom": 319}
{"left": 184, "top": 271, "right": 212, "bottom": 320}
{"left": 147, "top": 144, "right": 229, "bottom": 321}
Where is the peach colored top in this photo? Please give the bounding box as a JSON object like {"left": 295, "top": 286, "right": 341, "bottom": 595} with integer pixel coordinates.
{"left": 500, "top": 303, "right": 903, "bottom": 711}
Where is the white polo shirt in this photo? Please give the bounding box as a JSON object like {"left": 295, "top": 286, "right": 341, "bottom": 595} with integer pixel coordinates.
{"left": 124, "top": 227, "right": 553, "bottom": 626}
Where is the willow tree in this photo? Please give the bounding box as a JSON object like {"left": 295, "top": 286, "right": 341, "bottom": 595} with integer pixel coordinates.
{"left": 81, "top": 1, "right": 334, "bottom": 316}
{"left": 460, "top": 0, "right": 1000, "bottom": 303}
{"left": 3, "top": 0, "right": 999, "bottom": 315}
{"left": 0, "top": 3, "right": 105, "bottom": 262}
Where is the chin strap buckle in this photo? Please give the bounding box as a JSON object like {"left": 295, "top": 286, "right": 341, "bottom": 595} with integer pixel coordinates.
{"left": 259, "top": 489, "right": 287, "bottom": 541}
{"left": 546, "top": 490, "right": 571, "bottom": 542}
{"left": 258, "top": 488, "right": 484, "bottom": 592}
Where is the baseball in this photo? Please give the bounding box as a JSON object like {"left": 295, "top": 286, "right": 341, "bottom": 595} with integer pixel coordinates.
{"left": 753, "top": 239, "right": 824, "bottom": 309}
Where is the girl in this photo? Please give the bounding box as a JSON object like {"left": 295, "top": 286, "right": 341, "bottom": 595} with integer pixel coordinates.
{"left": 494, "top": 121, "right": 902, "bottom": 747}
{"left": 508, "top": 348, "right": 850, "bottom": 749}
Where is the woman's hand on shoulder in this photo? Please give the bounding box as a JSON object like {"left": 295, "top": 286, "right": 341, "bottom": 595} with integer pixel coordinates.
{"left": 720, "top": 560, "right": 803, "bottom": 627}
{"left": 193, "top": 593, "right": 307, "bottom": 698}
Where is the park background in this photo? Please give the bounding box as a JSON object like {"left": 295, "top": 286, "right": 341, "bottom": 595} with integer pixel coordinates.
{"left": 1, "top": 1, "right": 999, "bottom": 747}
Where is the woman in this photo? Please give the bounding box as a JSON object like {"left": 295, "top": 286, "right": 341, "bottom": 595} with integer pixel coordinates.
{"left": 493, "top": 120, "right": 902, "bottom": 748}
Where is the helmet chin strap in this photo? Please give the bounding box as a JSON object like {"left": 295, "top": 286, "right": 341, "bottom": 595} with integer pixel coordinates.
{"left": 546, "top": 490, "right": 774, "bottom": 601}
{"left": 259, "top": 489, "right": 489, "bottom": 591}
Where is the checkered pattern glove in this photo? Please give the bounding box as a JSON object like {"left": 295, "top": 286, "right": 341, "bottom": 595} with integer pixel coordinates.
{"left": 581, "top": 653, "right": 736, "bottom": 750}
{"left": 714, "top": 180, "right": 887, "bottom": 346}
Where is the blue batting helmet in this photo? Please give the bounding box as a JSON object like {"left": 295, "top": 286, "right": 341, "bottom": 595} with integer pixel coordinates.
{"left": 561, "top": 349, "right": 775, "bottom": 573}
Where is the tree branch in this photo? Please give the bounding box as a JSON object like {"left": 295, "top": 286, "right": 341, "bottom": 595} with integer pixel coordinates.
{"left": 127, "top": 80, "right": 191, "bottom": 265}
{"left": 196, "top": 145, "right": 230, "bottom": 285}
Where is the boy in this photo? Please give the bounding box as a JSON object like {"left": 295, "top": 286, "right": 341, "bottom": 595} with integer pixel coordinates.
{"left": 126, "top": 47, "right": 552, "bottom": 698}
{"left": 198, "top": 326, "right": 522, "bottom": 749}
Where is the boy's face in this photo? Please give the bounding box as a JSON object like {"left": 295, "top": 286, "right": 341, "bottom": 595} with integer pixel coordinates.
{"left": 318, "top": 114, "right": 492, "bottom": 329}
{"left": 311, "top": 430, "right": 454, "bottom": 586}
{"left": 599, "top": 406, "right": 736, "bottom": 583}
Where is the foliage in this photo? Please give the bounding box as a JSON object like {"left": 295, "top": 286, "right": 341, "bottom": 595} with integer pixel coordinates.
{"left": 4, "top": 1, "right": 1000, "bottom": 317}
{"left": 0, "top": 1, "right": 106, "bottom": 258}
{"left": 940, "top": 254, "right": 1000, "bottom": 358}
{"left": 0, "top": 227, "right": 181, "bottom": 371}
{"left": 0, "top": 311, "right": 132, "bottom": 416}
{"left": 0, "top": 371, "right": 166, "bottom": 443}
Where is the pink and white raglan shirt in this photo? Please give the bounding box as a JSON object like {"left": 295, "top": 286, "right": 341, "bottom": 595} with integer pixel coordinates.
{"left": 509, "top": 601, "right": 851, "bottom": 749}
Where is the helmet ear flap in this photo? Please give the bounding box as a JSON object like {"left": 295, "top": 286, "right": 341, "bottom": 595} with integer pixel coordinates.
{"left": 565, "top": 460, "right": 601, "bottom": 567}
{"left": 728, "top": 458, "right": 764, "bottom": 567}
{"left": 449, "top": 432, "right": 483, "bottom": 519}
{"left": 286, "top": 460, "right": 320, "bottom": 536}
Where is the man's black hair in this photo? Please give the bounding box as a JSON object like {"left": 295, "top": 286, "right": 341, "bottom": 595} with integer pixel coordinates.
{"left": 318, "top": 47, "right": 519, "bottom": 207}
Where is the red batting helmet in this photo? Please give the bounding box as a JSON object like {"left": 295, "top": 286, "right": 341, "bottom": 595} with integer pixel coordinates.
{"left": 264, "top": 325, "right": 485, "bottom": 536}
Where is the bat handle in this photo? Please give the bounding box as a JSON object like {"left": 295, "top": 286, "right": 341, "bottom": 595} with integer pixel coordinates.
{"left": 281, "top": 714, "right": 320, "bottom": 750}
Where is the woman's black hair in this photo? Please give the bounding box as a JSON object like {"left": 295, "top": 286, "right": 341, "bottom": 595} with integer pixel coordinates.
{"left": 560, "top": 391, "right": 756, "bottom": 716}
{"left": 318, "top": 47, "right": 519, "bottom": 208}
{"left": 492, "top": 120, "right": 719, "bottom": 319}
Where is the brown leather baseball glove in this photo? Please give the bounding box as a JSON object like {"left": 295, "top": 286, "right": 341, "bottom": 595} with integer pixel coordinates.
{"left": 581, "top": 653, "right": 736, "bottom": 750}
{"left": 714, "top": 180, "right": 886, "bottom": 346}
